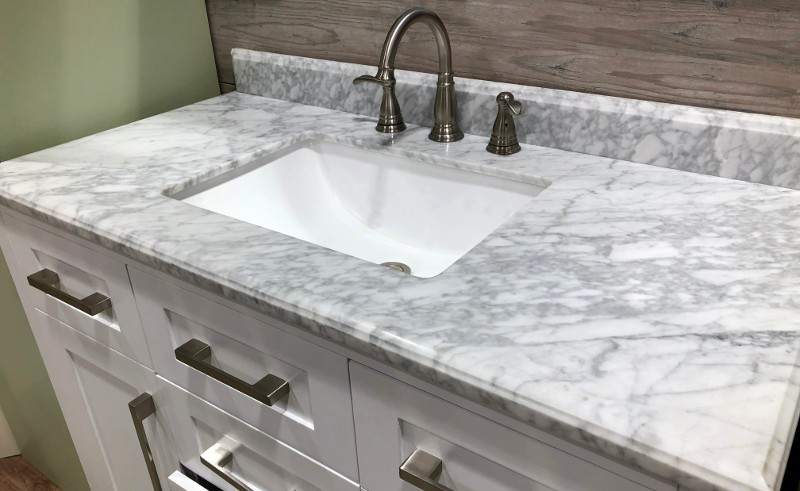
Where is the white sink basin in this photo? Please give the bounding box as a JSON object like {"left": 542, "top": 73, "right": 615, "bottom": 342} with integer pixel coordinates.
{"left": 173, "top": 139, "right": 544, "bottom": 278}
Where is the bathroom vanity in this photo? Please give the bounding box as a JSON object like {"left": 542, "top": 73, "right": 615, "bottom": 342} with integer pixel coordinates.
{"left": 1, "top": 49, "right": 799, "bottom": 491}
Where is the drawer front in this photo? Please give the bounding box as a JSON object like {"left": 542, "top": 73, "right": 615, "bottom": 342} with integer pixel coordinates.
{"left": 169, "top": 471, "right": 208, "bottom": 491}
{"left": 159, "top": 376, "right": 359, "bottom": 491}
{"left": 351, "top": 363, "right": 658, "bottom": 491}
{"left": 3, "top": 214, "right": 151, "bottom": 366}
{"left": 130, "top": 268, "right": 358, "bottom": 481}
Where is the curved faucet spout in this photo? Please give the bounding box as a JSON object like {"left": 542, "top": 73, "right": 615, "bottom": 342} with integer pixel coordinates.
{"left": 353, "top": 7, "right": 464, "bottom": 142}
{"left": 378, "top": 8, "right": 453, "bottom": 76}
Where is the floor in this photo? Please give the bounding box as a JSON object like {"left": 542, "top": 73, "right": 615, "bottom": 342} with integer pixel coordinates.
{"left": 0, "top": 456, "right": 59, "bottom": 490}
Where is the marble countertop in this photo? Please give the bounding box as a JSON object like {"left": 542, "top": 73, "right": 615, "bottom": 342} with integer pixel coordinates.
{"left": 1, "top": 93, "right": 799, "bottom": 491}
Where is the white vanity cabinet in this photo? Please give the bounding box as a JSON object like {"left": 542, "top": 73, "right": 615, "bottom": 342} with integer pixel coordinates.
{"left": 0, "top": 208, "right": 680, "bottom": 491}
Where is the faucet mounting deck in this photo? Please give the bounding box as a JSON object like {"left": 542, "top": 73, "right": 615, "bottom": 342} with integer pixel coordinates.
{"left": 354, "top": 7, "right": 464, "bottom": 143}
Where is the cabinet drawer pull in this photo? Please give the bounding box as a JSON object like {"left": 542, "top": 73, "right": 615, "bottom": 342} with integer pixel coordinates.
{"left": 129, "top": 393, "right": 163, "bottom": 491}
{"left": 27, "top": 268, "right": 112, "bottom": 316}
{"left": 200, "top": 437, "right": 253, "bottom": 491}
{"left": 400, "top": 449, "right": 454, "bottom": 491}
{"left": 175, "top": 339, "right": 290, "bottom": 406}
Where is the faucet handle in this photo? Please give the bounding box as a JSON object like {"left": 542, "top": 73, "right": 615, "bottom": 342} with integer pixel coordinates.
{"left": 353, "top": 74, "right": 392, "bottom": 87}
{"left": 352, "top": 71, "right": 406, "bottom": 133}
{"left": 487, "top": 91, "right": 522, "bottom": 156}
{"left": 497, "top": 92, "right": 522, "bottom": 116}
{"left": 353, "top": 74, "right": 382, "bottom": 86}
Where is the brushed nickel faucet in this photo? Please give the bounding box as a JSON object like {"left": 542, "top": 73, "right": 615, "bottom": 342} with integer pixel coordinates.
{"left": 353, "top": 7, "right": 464, "bottom": 143}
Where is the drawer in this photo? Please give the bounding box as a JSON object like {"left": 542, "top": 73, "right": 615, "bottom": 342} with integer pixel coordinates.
{"left": 3, "top": 214, "right": 152, "bottom": 366}
{"left": 351, "top": 363, "right": 665, "bottom": 491}
{"left": 130, "top": 268, "right": 358, "bottom": 481}
{"left": 158, "top": 376, "right": 359, "bottom": 491}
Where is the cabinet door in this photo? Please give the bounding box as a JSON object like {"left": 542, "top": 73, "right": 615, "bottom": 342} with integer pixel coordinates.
{"left": 34, "top": 311, "right": 177, "bottom": 491}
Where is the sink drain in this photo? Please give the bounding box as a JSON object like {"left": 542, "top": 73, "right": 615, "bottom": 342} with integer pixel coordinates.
{"left": 381, "top": 261, "right": 411, "bottom": 274}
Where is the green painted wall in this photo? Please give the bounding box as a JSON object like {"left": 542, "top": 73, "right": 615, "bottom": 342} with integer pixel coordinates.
{"left": 0, "top": 1, "right": 219, "bottom": 489}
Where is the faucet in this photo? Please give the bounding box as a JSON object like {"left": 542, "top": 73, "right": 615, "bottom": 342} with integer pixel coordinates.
{"left": 353, "top": 7, "right": 464, "bottom": 143}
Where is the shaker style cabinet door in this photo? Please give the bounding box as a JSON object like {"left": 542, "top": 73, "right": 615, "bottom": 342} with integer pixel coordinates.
{"left": 33, "top": 312, "right": 177, "bottom": 491}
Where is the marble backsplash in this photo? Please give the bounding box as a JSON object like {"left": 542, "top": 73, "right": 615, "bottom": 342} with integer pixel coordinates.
{"left": 232, "top": 48, "right": 800, "bottom": 190}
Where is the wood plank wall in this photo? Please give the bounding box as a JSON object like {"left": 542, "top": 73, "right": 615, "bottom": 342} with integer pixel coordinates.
{"left": 205, "top": 0, "right": 800, "bottom": 118}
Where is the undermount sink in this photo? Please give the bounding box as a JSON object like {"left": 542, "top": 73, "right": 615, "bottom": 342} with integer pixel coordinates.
{"left": 172, "top": 139, "right": 545, "bottom": 278}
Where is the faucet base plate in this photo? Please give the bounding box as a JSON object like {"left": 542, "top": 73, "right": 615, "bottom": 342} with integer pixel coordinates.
{"left": 376, "top": 122, "right": 407, "bottom": 133}
{"left": 429, "top": 124, "right": 464, "bottom": 143}
{"left": 486, "top": 143, "right": 521, "bottom": 156}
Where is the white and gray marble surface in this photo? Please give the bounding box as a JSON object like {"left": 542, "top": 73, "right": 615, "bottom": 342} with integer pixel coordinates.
{"left": 233, "top": 48, "right": 800, "bottom": 191}
{"left": 1, "top": 92, "right": 800, "bottom": 491}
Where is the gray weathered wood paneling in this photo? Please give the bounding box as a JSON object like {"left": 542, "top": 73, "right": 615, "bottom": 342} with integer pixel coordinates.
{"left": 205, "top": 0, "right": 800, "bottom": 118}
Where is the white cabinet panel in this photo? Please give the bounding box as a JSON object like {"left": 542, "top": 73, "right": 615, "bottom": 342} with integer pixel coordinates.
{"left": 351, "top": 362, "right": 660, "bottom": 491}
{"left": 33, "top": 312, "right": 176, "bottom": 491}
{"left": 130, "top": 268, "right": 358, "bottom": 481}
{"left": 159, "top": 376, "right": 359, "bottom": 491}
{"left": 0, "top": 404, "right": 19, "bottom": 458}
{"left": 3, "top": 214, "right": 151, "bottom": 367}
{"left": 168, "top": 471, "right": 208, "bottom": 491}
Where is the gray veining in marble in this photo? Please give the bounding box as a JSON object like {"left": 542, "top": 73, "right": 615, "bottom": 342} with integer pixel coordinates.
{"left": 1, "top": 92, "right": 800, "bottom": 491}
{"left": 233, "top": 48, "right": 800, "bottom": 191}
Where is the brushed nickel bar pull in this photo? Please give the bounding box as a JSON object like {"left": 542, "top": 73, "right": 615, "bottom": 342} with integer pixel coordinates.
{"left": 128, "top": 393, "right": 162, "bottom": 491}
{"left": 200, "top": 437, "right": 253, "bottom": 491}
{"left": 400, "top": 449, "right": 454, "bottom": 491}
{"left": 175, "top": 339, "right": 290, "bottom": 406}
{"left": 27, "top": 268, "right": 112, "bottom": 316}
